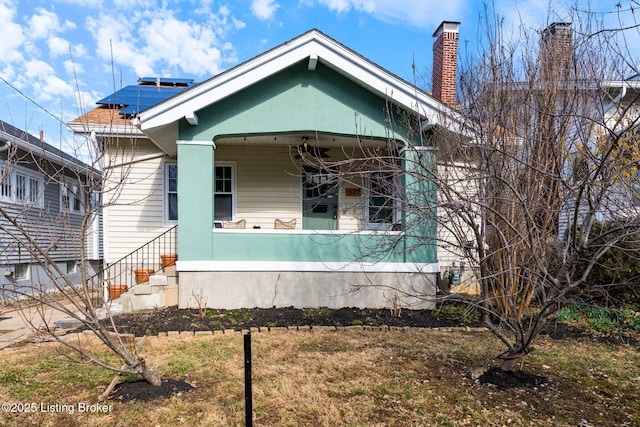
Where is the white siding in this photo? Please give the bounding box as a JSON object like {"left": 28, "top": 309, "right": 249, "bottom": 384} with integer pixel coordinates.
{"left": 216, "top": 145, "right": 365, "bottom": 230}
{"left": 103, "top": 138, "right": 170, "bottom": 262}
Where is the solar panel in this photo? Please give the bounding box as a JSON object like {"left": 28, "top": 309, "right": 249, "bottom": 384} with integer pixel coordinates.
{"left": 95, "top": 79, "right": 196, "bottom": 116}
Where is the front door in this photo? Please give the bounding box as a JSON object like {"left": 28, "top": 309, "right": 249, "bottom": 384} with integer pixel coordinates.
{"left": 302, "top": 166, "right": 338, "bottom": 230}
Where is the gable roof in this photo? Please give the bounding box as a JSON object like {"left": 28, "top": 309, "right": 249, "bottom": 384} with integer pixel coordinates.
{"left": 1, "top": 120, "right": 94, "bottom": 172}
{"left": 136, "top": 29, "right": 464, "bottom": 148}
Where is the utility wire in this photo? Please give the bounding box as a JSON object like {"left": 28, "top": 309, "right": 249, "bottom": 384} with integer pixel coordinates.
{"left": 0, "top": 75, "right": 66, "bottom": 127}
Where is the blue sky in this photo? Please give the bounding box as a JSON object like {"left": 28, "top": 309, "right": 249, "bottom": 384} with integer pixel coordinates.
{"left": 0, "top": 0, "right": 632, "bottom": 154}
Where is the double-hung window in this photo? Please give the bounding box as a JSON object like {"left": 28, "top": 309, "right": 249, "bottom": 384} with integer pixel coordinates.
{"left": 61, "top": 179, "right": 84, "bottom": 213}
{"left": 366, "top": 171, "right": 399, "bottom": 230}
{"left": 214, "top": 165, "right": 234, "bottom": 221}
{"left": 0, "top": 164, "right": 11, "bottom": 201}
{"left": 165, "top": 162, "right": 178, "bottom": 222}
{"left": 164, "top": 162, "right": 236, "bottom": 223}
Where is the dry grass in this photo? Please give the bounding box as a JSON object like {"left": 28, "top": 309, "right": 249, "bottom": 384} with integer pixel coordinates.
{"left": 0, "top": 328, "right": 639, "bottom": 426}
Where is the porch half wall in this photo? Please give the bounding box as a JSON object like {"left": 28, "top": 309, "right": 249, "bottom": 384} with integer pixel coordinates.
{"left": 177, "top": 229, "right": 438, "bottom": 309}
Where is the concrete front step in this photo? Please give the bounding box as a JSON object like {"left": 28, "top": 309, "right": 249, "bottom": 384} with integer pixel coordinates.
{"left": 113, "top": 284, "right": 178, "bottom": 313}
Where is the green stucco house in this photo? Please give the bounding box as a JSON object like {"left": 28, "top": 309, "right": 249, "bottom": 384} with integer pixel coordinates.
{"left": 70, "top": 25, "right": 465, "bottom": 310}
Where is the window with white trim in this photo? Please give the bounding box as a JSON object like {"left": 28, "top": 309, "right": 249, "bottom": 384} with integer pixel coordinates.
{"left": 14, "top": 263, "right": 29, "bottom": 280}
{"left": 165, "top": 162, "right": 178, "bottom": 222}
{"left": 366, "top": 171, "right": 400, "bottom": 230}
{"left": 0, "top": 162, "right": 44, "bottom": 207}
{"left": 61, "top": 179, "right": 84, "bottom": 213}
{"left": 214, "top": 165, "right": 234, "bottom": 221}
{"left": 163, "top": 162, "right": 236, "bottom": 223}
{"left": 0, "top": 165, "right": 11, "bottom": 201}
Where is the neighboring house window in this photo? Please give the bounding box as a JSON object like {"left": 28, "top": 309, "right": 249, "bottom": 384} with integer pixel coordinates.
{"left": 61, "top": 179, "right": 84, "bottom": 213}
{"left": 0, "top": 163, "right": 44, "bottom": 207}
{"left": 66, "top": 261, "right": 77, "bottom": 274}
{"left": 0, "top": 165, "right": 11, "bottom": 201}
{"left": 366, "top": 172, "right": 398, "bottom": 230}
{"left": 164, "top": 163, "right": 236, "bottom": 222}
{"left": 165, "top": 162, "right": 178, "bottom": 222}
{"left": 14, "top": 264, "right": 29, "bottom": 280}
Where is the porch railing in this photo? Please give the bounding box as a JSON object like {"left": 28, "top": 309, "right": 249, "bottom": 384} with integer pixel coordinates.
{"left": 88, "top": 225, "right": 178, "bottom": 305}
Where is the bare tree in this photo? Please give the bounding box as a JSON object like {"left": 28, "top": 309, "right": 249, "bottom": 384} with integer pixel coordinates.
{"left": 0, "top": 110, "right": 161, "bottom": 387}
{"left": 295, "top": 5, "right": 640, "bottom": 369}
{"left": 447, "top": 6, "right": 640, "bottom": 367}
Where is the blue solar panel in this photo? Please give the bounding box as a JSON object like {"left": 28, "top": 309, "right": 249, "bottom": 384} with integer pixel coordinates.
{"left": 96, "top": 78, "right": 196, "bottom": 116}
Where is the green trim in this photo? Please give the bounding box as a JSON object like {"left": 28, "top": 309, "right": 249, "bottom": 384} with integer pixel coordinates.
{"left": 210, "top": 232, "right": 437, "bottom": 263}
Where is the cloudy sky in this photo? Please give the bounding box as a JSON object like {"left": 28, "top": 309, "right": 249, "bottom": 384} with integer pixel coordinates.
{"left": 0, "top": 0, "right": 633, "bottom": 153}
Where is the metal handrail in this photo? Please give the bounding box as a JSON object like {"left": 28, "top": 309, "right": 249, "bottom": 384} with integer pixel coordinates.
{"left": 88, "top": 225, "right": 177, "bottom": 304}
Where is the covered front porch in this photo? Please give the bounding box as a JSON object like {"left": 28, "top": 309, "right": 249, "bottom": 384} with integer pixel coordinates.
{"left": 175, "top": 133, "right": 438, "bottom": 309}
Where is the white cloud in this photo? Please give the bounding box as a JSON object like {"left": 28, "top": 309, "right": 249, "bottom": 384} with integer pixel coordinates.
{"left": 28, "top": 8, "right": 74, "bottom": 40}
{"left": 251, "top": 0, "right": 281, "bottom": 20}
{"left": 48, "top": 36, "right": 70, "bottom": 58}
{"left": 0, "top": 0, "right": 25, "bottom": 64}
{"left": 64, "top": 59, "right": 83, "bottom": 75}
{"left": 86, "top": 13, "right": 154, "bottom": 77}
{"left": 18, "top": 59, "right": 75, "bottom": 101}
{"left": 139, "top": 14, "right": 223, "bottom": 75}
{"left": 85, "top": 5, "right": 243, "bottom": 78}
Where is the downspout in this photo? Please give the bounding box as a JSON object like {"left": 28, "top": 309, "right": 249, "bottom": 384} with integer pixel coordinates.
{"left": 0, "top": 139, "right": 11, "bottom": 152}
{"left": 603, "top": 85, "right": 627, "bottom": 119}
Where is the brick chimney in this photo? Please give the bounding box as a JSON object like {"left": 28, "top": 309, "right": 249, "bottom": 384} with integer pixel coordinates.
{"left": 539, "top": 22, "right": 572, "bottom": 80}
{"left": 432, "top": 21, "right": 460, "bottom": 105}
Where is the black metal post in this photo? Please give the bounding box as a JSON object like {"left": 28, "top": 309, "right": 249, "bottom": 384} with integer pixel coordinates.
{"left": 244, "top": 333, "right": 253, "bottom": 427}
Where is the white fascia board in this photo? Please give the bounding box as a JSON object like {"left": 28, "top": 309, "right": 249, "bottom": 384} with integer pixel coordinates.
{"left": 138, "top": 30, "right": 464, "bottom": 133}
{"left": 67, "top": 122, "right": 145, "bottom": 138}
{"left": 139, "top": 36, "right": 318, "bottom": 130}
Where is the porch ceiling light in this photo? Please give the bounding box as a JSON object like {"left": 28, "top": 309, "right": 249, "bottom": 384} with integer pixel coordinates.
{"left": 296, "top": 136, "right": 330, "bottom": 159}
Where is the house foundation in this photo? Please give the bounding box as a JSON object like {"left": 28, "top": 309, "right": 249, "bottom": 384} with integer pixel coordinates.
{"left": 178, "top": 270, "right": 437, "bottom": 310}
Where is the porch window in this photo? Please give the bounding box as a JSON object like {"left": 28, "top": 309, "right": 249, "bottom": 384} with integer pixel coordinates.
{"left": 164, "top": 163, "right": 235, "bottom": 222}
{"left": 215, "top": 165, "right": 234, "bottom": 221}
{"left": 366, "top": 171, "right": 399, "bottom": 230}
{"left": 165, "top": 163, "right": 178, "bottom": 222}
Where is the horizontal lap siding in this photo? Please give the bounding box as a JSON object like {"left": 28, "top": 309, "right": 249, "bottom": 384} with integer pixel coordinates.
{"left": 1, "top": 181, "right": 86, "bottom": 264}
{"left": 216, "top": 145, "right": 362, "bottom": 231}
{"left": 217, "top": 146, "right": 301, "bottom": 229}
{"left": 104, "top": 139, "right": 170, "bottom": 262}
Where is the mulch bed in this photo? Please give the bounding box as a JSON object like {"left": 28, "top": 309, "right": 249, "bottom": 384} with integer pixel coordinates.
{"left": 109, "top": 378, "right": 195, "bottom": 402}
{"left": 101, "top": 306, "right": 480, "bottom": 336}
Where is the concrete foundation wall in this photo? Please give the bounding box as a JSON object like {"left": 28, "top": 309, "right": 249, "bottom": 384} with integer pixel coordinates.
{"left": 178, "top": 270, "right": 437, "bottom": 310}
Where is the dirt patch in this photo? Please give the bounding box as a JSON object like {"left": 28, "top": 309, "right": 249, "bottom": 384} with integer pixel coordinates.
{"left": 108, "top": 378, "right": 195, "bottom": 402}
{"left": 477, "top": 367, "right": 549, "bottom": 390}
